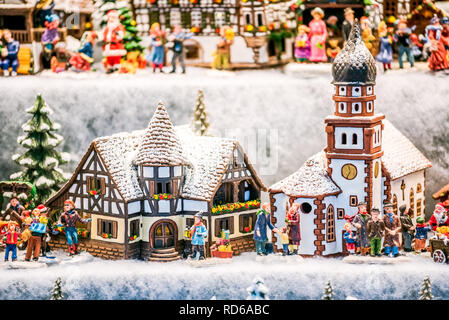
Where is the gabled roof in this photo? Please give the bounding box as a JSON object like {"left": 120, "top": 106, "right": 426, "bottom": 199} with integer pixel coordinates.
{"left": 269, "top": 151, "right": 341, "bottom": 198}
{"left": 135, "top": 103, "right": 187, "bottom": 167}
{"left": 433, "top": 183, "right": 449, "bottom": 199}
{"left": 382, "top": 119, "right": 432, "bottom": 180}
{"left": 54, "top": 0, "right": 94, "bottom": 14}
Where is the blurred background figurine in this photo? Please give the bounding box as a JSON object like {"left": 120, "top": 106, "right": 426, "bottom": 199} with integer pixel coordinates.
{"left": 326, "top": 16, "right": 341, "bottom": 39}
{"left": 50, "top": 43, "right": 70, "bottom": 73}
{"left": 410, "top": 33, "right": 424, "bottom": 61}
{"left": 308, "top": 7, "right": 327, "bottom": 63}
{"left": 425, "top": 15, "right": 449, "bottom": 71}
{"left": 102, "top": 10, "right": 126, "bottom": 74}
{"left": 326, "top": 39, "right": 341, "bottom": 62}
{"left": 34, "top": 0, "right": 55, "bottom": 28}
{"left": 1, "top": 29, "right": 20, "bottom": 77}
{"left": 69, "top": 31, "right": 97, "bottom": 72}
{"left": 360, "top": 16, "right": 376, "bottom": 55}
{"left": 342, "top": 8, "right": 355, "bottom": 45}
{"left": 294, "top": 25, "right": 310, "bottom": 63}
{"left": 213, "top": 26, "right": 234, "bottom": 70}
{"left": 394, "top": 20, "right": 415, "bottom": 69}
{"left": 41, "top": 13, "right": 60, "bottom": 70}
{"left": 376, "top": 21, "right": 393, "bottom": 72}
{"left": 442, "top": 17, "right": 449, "bottom": 58}
{"left": 167, "top": 25, "right": 193, "bottom": 74}
{"left": 147, "top": 22, "right": 166, "bottom": 73}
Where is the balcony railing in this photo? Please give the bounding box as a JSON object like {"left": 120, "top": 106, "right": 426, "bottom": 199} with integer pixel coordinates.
{"left": 9, "top": 28, "right": 67, "bottom": 44}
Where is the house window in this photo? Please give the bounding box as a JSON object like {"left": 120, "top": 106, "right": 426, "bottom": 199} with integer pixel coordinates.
{"left": 154, "top": 180, "right": 173, "bottom": 194}
{"left": 300, "top": 202, "right": 312, "bottom": 214}
{"left": 410, "top": 188, "right": 415, "bottom": 217}
{"left": 86, "top": 176, "right": 105, "bottom": 196}
{"left": 352, "top": 133, "right": 358, "bottom": 145}
{"left": 256, "top": 12, "right": 263, "bottom": 26}
{"left": 130, "top": 219, "right": 140, "bottom": 238}
{"left": 367, "top": 86, "right": 373, "bottom": 95}
{"left": 337, "top": 208, "right": 345, "bottom": 219}
{"left": 238, "top": 180, "right": 258, "bottom": 202}
{"left": 239, "top": 213, "right": 256, "bottom": 233}
{"left": 349, "top": 196, "right": 358, "bottom": 207}
{"left": 213, "top": 183, "right": 234, "bottom": 205}
{"left": 352, "top": 103, "right": 361, "bottom": 113}
{"left": 215, "top": 11, "right": 226, "bottom": 27}
{"left": 417, "top": 199, "right": 422, "bottom": 216}
{"left": 338, "top": 86, "right": 346, "bottom": 96}
{"left": 392, "top": 194, "right": 398, "bottom": 214}
{"left": 97, "top": 218, "right": 118, "bottom": 239}
{"left": 417, "top": 183, "right": 422, "bottom": 193}
{"left": 342, "top": 133, "right": 347, "bottom": 145}
{"left": 215, "top": 216, "right": 234, "bottom": 237}
{"left": 191, "top": 10, "right": 202, "bottom": 26}
{"left": 245, "top": 13, "right": 251, "bottom": 25}
{"left": 326, "top": 205, "right": 335, "bottom": 243}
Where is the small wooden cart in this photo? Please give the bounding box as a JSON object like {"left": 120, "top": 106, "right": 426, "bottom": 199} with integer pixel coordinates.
{"left": 211, "top": 250, "right": 233, "bottom": 259}
{"left": 430, "top": 239, "right": 449, "bottom": 263}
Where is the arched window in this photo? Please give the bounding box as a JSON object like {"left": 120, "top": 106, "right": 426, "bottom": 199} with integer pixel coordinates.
{"left": 410, "top": 188, "right": 415, "bottom": 217}
{"left": 326, "top": 205, "right": 335, "bottom": 243}
{"left": 417, "top": 199, "right": 422, "bottom": 216}
{"left": 417, "top": 183, "right": 422, "bottom": 193}
{"left": 352, "top": 133, "right": 358, "bottom": 145}
{"left": 342, "top": 133, "right": 347, "bottom": 145}
{"left": 392, "top": 194, "right": 398, "bottom": 214}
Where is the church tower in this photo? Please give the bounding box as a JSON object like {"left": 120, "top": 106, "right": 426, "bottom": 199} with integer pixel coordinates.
{"left": 324, "top": 21, "right": 385, "bottom": 214}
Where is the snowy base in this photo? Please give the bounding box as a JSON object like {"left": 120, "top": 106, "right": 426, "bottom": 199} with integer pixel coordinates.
{"left": 4, "top": 261, "right": 48, "bottom": 269}
{"left": 186, "top": 257, "right": 233, "bottom": 268}
{"left": 342, "top": 254, "right": 412, "bottom": 264}
{"left": 59, "top": 252, "right": 94, "bottom": 265}
{"left": 255, "top": 253, "right": 304, "bottom": 264}
{"left": 283, "top": 62, "right": 332, "bottom": 77}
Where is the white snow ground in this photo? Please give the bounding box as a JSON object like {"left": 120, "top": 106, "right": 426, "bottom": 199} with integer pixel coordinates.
{"left": 0, "top": 250, "right": 447, "bottom": 300}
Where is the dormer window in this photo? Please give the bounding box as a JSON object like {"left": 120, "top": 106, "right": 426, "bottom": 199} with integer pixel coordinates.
{"left": 352, "top": 103, "right": 361, "bottom": 114}
{"left": 338, "top": 86, "right": 346, "bottom": 96}
{"left": 338, "top": 102, "right": 347, "bottom": 113}
{"left": 87, "top": 176, "right": 105, "bottom": 196}
{"left": 351, "top": 86, "right": 361, "bottom": 97}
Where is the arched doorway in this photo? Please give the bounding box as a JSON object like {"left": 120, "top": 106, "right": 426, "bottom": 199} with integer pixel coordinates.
{"left": 150, "top": 220, "right": 177, "bottom": 249}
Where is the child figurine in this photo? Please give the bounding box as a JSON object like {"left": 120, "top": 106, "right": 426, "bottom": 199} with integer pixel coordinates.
{"left": 189, "top": 211, "right": 207, "bottom": 260}
{"left": 326, "top": 39, "right": 340, "bottom": 62}
{"left": 343, "top": 223, "right": 356, "bottom": 254}
{"left": 57, "top": 200, "right": 91, "bottom": 256}
{"left": 2, "top": 222, "right": 20, "bottom": 262}
{"left": 148, "top": 22, "right": 166, "bottom": 73}
{"left": 279, "top": 227, "right": 290, "bottom": 256}
{"left": 69, "top": 31, "right": 97, "bottom": 72}
{"left": 213, "top": 25, "right": 234, "bottom": 70}
{"left": 286, "top": 203, "right": 300, "bottom": 254}
{"left": 294, "top": 25, "right": 310, "bottom": 63}
{"left": 1, "top": 196, "right": 24, "bottom": 225}
{"left": 25, "top": 208, "right": 46, "bottom": 261}
{"left": 383, "top": 202, "right": 401, "bottom": 258}
{"left": 167, "top": 25, "right": 193, "bottom": 74}
{"left": 410, "top": 33, "right": 424, "bottom": 61}
{"left": 366, "top": 208, "right": 385, "bottom": 257}
{"left": 19, "top": 210, "right": 32, "bottom": 249}
{"left": 394, "top": 20, "right": 415, "bottom": 69}
{"left": 360, "top": 16, "right": 376, "bottom": 55}
{"left": 414, "top": 216, "right": 431, "bottom": 253}
{"left": 41, "top": 14, "right": 60, "bottom": 69}
{"left": 376, "top": 21, "right": 393, "bottom": 72}
{"left": 1, "top": 29, "right": 20, "bottom": 77}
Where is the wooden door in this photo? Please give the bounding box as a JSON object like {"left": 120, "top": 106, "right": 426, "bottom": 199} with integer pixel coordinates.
{"left": 153, "top": 222, "right": 175, "bottom": 249}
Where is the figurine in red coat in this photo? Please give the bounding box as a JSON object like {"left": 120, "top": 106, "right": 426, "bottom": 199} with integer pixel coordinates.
{"left": 429, "top": 202, "right": 449, "bottom": 231}
{"left": 102, "top": 10, "right": 126, "bottom": 74}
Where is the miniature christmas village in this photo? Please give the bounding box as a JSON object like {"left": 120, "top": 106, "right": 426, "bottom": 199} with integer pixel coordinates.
{"left": 0, "top": 0, "right": 449, "bottom": 302}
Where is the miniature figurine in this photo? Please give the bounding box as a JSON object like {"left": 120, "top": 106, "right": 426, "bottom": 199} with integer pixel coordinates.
{"left": 399, "top": 205, "right": 415, "bottom": 252}
{"left": 189, "top": 211, "right": 207, "bottom": 260}
{"left": 278, "top": 227, "right": 290, "bottom": 256}
{"left": 326, "top": 16, "right": 340, "bottom": 39}
{"left": 286, "top": 203, "right": 300, "bottom": 254}
{"left": 102, "top": 10, "right": 126, "bottom": 74}
{"left": 342, "top": 8, "right": 355, "bottom": 45}
{"left": 410, "top": 33, "right": 424, "bottom": 61}
{"left": 69, "top": 31, "right": 97, "bottom": 72}
{"left": 414, "top": 216, "right": 431, "bottom": 253}
{"left": 56, "top": 200, "right": 91, "bottom": 256}
{"left": 442, "top": 17, "right": 449, "bottom": 55}
{"left": 326, "top": 39, "right": 341, "bottom": 62}
{"left": 308, "top": 7, "right": 327, "bottom": 63}
{"left": 376, "top": 21, "right": 393, "bottom": 72}
{"left": 351, "top": 202, "right": 371, "bottom": 256}
{"left": 213, "top": 26, "right": 234, "bottom": 70}
{"left": 182, "top": 225, "right": 192, "bottom": 259}
{"left": 360, "top": 17, "right": 376, "bottom": 55}
{"left": 383, "top": 202, "right": 401, "bottom": 258}
{"left": 210, "top": 229, "right": 232, "bottom": 258}
{"left": 366, "top": 208, "right": 385, "bottom": 257}
{"left": 429, "top": 202, "right": 449, "bottom": 231}
{"left": 294, "top": 25, "right": 310, "bottom": 63}
{"left": 343, "top": 223, "right": 356, "bottom": 254}
{"left": 167, "top": 25, "right": 193, "bottom": 74}
{"left": 394, "top": 20, "right": 415, "bottom": 69}
{"left": 25, "top": 208, "right": 46, "bottom": 261}
{"left": 147, "top": 22, "right": 166, "bottom": 73}
{"left": 35, "top": 0, "right": 55, "bottom": 27}
{"left": 50, "top": 43, "right": 70, "bottom": 73}
{"left": 41, "top": 14, "right": 60, "bottom": 70}
{"left": 1, "top": 29, "right": 19, "bottom": 77}
{"left": 254, "top": 203, "right": 278, "bottom": 256}
{"left": 425, "top": 15, "right": 449, "bottom": 71}
{"left": 2, "top": 221, "right": 20, "bottom": 262}
{"left": 18, "top": 210, "right": 32, "bottom": 249}
{"left": 1, "top": 196, "right": 24, "bottom": 225}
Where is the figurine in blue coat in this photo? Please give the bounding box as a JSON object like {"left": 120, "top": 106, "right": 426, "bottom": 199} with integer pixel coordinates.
{"left": 1, "top": 29, "right": 20, "bottom": 77}
{"left": 254, "top": 203, "right": 278, "bottom": 256}
{"left": 189, "top": 211, "right": 208, "bottom": 260}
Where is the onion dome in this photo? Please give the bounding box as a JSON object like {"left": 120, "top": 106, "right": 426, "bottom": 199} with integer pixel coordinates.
{"left": 332, "top": 20, "right": 377, "bottom": 85}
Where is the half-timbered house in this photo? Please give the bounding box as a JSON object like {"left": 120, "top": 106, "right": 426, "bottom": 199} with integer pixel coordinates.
{"left": 46, "top": 102, "right": 265, "bottom": 261}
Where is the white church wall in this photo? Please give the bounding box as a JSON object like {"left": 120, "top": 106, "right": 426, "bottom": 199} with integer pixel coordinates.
{"left": 322, "top": 195, "right": 345, "bottom": 256}
{"left": 371, "top": 158, "right": 383, "bottom": 211}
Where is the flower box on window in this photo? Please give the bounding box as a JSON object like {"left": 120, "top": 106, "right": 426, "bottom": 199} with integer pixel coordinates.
{"left": 102, "top": 233, "right": 113, "bottom": 239}
{"left": 190, "top": 26, "right": 201, "bottom": 33}
{"left": 129, "top": 235, "right": 138, "bottom": 241}
{"left": 153, "top": 193, "right": 173, "bottom": 200}
{"left": 211, "top": 199, "right": 261, "bottom": 215}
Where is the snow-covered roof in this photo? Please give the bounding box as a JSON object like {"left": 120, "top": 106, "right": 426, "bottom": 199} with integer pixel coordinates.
{"left": 135, "top": 103, "right": 187, "bottom": 167}
{"left": 382, "top": 119, "right": 432, "bottom": 180}
{"left": 54, "top": 0, "right": 94, "bottom": 14}
{"left": 269, "top": 151, "right": 341, "bottom": 198}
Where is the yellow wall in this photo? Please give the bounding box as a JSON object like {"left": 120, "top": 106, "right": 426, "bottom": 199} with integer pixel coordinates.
{"left": 90, "top": 214, "right": 125, "bottom": 244}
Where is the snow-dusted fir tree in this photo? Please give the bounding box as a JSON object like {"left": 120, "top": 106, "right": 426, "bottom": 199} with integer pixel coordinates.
{"left": 191, "top": 89, "right": 210, "bottom": 136}
{"left": 419, "top": 276, "right": 433, "bottom": 300}
{"left": 246, "top": 276, "right": 269, "bottom": 300}
{"left": 50, "top": 277, "right": 64, "bottom": 300}
{"left": 11, "top": 94, "right": 70, "bottom": 203}
{"left": 322, "top": 281, "right": 334, "bottom": 300}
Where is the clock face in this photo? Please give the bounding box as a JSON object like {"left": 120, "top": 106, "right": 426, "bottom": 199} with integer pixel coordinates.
{"left": 374, "top": 162, "right": 379, "bottom": 178}
{"left": 341, "top": 164, "right": 357, "bottom": 180}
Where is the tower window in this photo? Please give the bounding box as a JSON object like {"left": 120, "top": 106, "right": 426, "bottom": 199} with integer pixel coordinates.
{"left": 367, "top": 86, "right": 373, "bottom": 95}
{"left": 352, "top": 103, "right": 361, "bottom": 113}
{"left": 338, "top": 102, "right": 347, "bottom": 113}
{"left": 367, "top": 101, "right": 373, "bottom": 113}
{"left": 349, "top": 196, "right": 358, "bottom": 207}
{"left": 352, "top": 134, "right": 358, "bottom": 145}
{"left": 341, "top": 133, "right": 347, "bottom": 145}
{"left": 352, "top": 86, "right": 361, "bottom": 97}
{"left": 338, "top": 86, "right": 346, "bottom": 96}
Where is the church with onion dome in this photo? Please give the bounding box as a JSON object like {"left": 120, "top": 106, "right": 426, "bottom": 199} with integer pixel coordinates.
{"left": 268, "top": 21, "right": 432, "bottom": 257}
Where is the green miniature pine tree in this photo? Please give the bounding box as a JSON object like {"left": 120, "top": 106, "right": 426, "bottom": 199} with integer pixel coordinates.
{"left": 119, "top": 6, "right": 144, "bottom": 53}
{"left": 419, "top": 276, "right": 433, "bottom": 300}
{"left": 50, "top": 277, "right": 64, "bottom": 300}
{"left": 191, "top": 89, "right": 210, "bottom": 136}
{"left": 322, "top": 281, "right": 334, "bottom": 300}
{"left": 11, "top": 94, "right": 70, "bottom": 204}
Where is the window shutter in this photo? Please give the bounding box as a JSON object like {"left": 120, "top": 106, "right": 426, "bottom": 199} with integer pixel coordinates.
{"left": 252, "top": 213, "right": 257, "bottom": 230}
{"left": 100, "top": 178, "right": 106, "bottom": 195}
{"left": 215, "top": 219, "right": 221, "bottom": 237}
{"left": 172, "top": 179, "right": 178, "bottom": 197}
{"left": 112, "top": 221, "right": 118, "bottom": 238}
{"left": 86, "top": 176, "right": 91, "bottom": 193}
{"left": 149, "top": 180, "right": 155, "bottom": 197}
{"left": 97, "top": 218, "right": 102, "bottom": 236}
{"left": 239, "top": 214, "right": 244, "bottom": 233}
{"left": 229, "top": 216, "right": 234, "bottom": 234}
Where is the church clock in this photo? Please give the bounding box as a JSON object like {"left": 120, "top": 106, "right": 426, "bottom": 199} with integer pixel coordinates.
{"left": 341, "top": 164, "right": 357, "bottom": 180}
